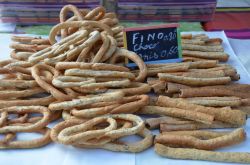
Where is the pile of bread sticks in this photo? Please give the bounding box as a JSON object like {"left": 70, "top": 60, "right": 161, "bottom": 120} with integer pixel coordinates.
{"left": 181, "top": 34, "right": 229, "bottom": 62}
{"left": 0, "top": 4, "right": 250, "bottom": 164}
{"left": 146, "top": 59, "right": 250, "bottom": 116}
{"left": 51, "top": 114, "right": 153, "bottom": 152}
{"left": 10, "top": 36, "right": 51, "bottom": 61}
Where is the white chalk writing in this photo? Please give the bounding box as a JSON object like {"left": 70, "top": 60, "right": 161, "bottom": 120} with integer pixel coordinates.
{"left": 139, "top": 46, "right": 178, "bottom": 61}
{"left": 133, "top": 42, "right": 159, "bottom": 52}
{"left": 132, "top": 30, "right": 177, "bottom": 44}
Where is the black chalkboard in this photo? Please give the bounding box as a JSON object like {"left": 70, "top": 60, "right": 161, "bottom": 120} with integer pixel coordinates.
{"left": 123, "top": 24, "right": 182, "bottom": 67}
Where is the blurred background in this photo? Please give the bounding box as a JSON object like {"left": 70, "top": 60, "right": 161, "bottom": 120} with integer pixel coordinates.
{"left": 0, "top": 0, "right": 249, "bottom": 73}
{"left": 0, "top": 0, "right": 249, "bottom": 38}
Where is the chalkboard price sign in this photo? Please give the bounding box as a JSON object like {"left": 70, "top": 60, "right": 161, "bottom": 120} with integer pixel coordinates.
{"left": 123, "top": 24, "right": 182, "bottom": 67}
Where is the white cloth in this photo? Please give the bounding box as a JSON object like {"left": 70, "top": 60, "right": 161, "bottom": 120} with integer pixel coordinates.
{"left": 228, "top": 38, "right": 250, "bottom": 75}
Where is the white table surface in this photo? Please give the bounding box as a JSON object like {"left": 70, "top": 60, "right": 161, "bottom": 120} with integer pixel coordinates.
{"left": 228, "top": 38, "right": 250, "bottom": 75}
{"left": 0, "top": 31, "right": 249, "bottom": 165}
